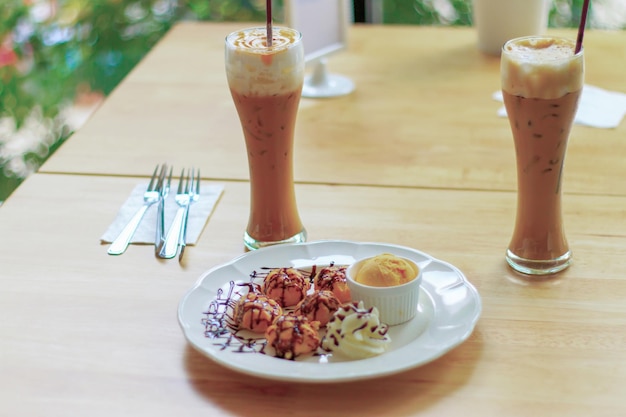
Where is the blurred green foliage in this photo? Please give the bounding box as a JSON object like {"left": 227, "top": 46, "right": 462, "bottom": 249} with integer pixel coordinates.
{"left": 382, "top": 0, "right": 472, "bottom": 25}
{"left": 381, "top": 0, "right": 589, "bottom": 27}
{"left": 0, "top": 0, "right": 274, "bottom": 202}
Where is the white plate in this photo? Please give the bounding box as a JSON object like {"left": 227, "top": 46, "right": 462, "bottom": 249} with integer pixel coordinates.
{"left": 178, "top": 240, "right": 482, "bottom": 383}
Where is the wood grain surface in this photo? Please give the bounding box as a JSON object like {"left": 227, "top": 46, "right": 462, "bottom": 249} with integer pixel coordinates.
{"left": 1, "top": 173, "right": 625, "bottom": 416}
{"left": 39, "top": 22, "right": 626, "bottom": 196}
{"left": 4, "top": 21, "right": 626, "bottom": 417}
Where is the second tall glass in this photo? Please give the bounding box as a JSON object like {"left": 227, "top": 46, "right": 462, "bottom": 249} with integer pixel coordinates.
{"left": 225, "top": 27, "right": 307, "bottom": 251}
{"left": 501, "top": 36, "right": 584, "bottom": 275}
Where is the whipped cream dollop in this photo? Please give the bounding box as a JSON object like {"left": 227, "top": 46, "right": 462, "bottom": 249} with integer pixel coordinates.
{"left": 321, "top": 301, "right": 391, "bottom": 359}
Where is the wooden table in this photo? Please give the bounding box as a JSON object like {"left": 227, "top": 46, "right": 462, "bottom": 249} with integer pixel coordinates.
{"left": 39, "top": 22, "right": 626, "bottom": 196}
{"left": 3, "top": 22, "right": 626, "bottom": 417}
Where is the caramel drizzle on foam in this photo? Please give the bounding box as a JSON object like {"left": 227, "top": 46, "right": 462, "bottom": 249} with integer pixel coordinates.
{"left": 231, "top": 28, "right": 298, "bottom": 51}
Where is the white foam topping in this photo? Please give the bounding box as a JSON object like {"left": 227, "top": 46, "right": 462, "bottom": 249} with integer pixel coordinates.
{"left": 225, "top": 27, "right": 304, "bottom": 96}
{"left": 501, "top": 37, "right": 584, "bottom": 99}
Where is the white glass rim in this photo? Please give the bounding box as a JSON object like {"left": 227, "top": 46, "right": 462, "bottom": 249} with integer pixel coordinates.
{"left": 225, "top": 26, "right": 302, "bottom": 53}
{"left": 501, "top": 35, "right": 584, "bottom": 62}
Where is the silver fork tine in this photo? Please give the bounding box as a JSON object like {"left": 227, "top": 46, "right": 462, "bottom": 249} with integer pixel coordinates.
{"left": 195, "top": 169, "right": 200, "bottom": 197}
{"left": 108, "top": 164, "right": 164, "bottom": 255}
{"left": 179, "top": 168, "right": 200, "bottom": 262}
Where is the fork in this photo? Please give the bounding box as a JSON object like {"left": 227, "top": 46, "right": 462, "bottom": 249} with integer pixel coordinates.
{"left": 108, "top": 164, "right": 166, "bottom": 255}
{"left": 178, "top": 169, "right": 200, "bottom": 261}
{"left": 154, "top": 165, "right": 172, "bottom": 255}
{"left": 158, "top": 168, "right": 197, "bottom": 259}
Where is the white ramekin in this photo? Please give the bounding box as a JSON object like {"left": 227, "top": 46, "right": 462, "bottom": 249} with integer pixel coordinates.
{"left": 346, "top": 256, "right": 422, "bottom": 326}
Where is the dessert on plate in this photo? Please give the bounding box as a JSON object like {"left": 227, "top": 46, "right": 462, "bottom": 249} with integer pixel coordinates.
{"left": 215, "top": 255, "right": 422, "bottom": 360}
{"left": 347, "top": 253, "right": 422, "bottom": 325}
{"left": 294, "top": 290, "right": 341, "bottom": 326}
{"left": 313, "top": 265, "right": 351, "bottom": 303}
{"left": 265, "top": 314, "right": 321, "bottom": 360}
{"left": 321, "top": 301, "right": 391, "bottom": 359}
{"left": 262, "top": 267, "right": 310, "bottom": 307}
{"left": 233, "top": 291, "right": 283, "bottom": 333}
{"left": 353, "top": 253, "right": 419, "bottom": 287}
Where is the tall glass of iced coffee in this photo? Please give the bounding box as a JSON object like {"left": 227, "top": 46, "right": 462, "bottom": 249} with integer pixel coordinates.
{"left": 225, "top": 27, "right": 307, "bottom": 250}
{"left": 501, "top": 36, "right": 584, "bottom": 275}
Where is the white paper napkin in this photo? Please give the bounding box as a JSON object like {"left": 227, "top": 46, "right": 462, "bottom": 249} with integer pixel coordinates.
{"left": 101, "top": 182, "right": 224, "bottom": 245}
{"left": 493, "top": 84, "right": 626, "bottom": 129}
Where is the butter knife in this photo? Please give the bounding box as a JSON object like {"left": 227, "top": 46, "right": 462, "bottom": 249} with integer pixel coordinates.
{"left": 154, "top": 165, "right": 171, "bottom": 255}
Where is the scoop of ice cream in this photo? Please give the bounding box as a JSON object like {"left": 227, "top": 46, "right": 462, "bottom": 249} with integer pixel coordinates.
{"left": 265, "top": 314, "right": 320, "bottom": 360}
{"left": 321, "top": 301, "right": 391, "bottom": 359}
{"left": 354, "top": 253, "right": 418, "bottom": 287}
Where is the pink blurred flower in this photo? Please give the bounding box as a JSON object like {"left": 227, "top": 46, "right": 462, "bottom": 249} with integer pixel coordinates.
{"left": 0, "top": 38, "right": 18, "bottom": 68}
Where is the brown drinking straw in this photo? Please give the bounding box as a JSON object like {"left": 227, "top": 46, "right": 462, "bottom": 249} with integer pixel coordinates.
{"left": 575, "top": 0, "right": 591, "bottom": 54}
{"left": 266, "top": 0, "right": 273, "bottom": 47}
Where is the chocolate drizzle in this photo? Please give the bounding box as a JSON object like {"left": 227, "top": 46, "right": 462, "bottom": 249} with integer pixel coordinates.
{"left": 234, "top": 291, "right": 282, "bottom": 333}
{"left": 262, "top": 267, "right": 310, "bottom": 307}
{"left": 265, "top": 314, "right": 320, "bottom": 360}
{"left": 202, "top": 281, "right": 267, "bottom": 354}
{"left": 320, "top": 301, "right": 391, "bottom": 358}
{"left": 295, "top": 290, "right": 341, "bottom": 326}
{"left": 202, "top": 264, "right": 390, "bottom": 361}
{"left": 202, "top": 266, "right": 315, "bottom": 357}
{"left": 314, "top": 265, "right": 347, "bottom": 292}
{"left": 313, "top": 265, "right": 351, "bottom": 303}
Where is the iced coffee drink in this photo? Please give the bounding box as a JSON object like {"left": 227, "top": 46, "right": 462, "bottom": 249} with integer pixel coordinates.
{"left": 225, "top": 27, "right": 307, "bottom": 250}
{"left": 501, "top": 36, "right": 584, "bottom": 275}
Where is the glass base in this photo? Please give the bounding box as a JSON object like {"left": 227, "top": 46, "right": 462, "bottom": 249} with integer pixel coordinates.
{"left": 243, "top": 228, "right": 307, "bottom": 251}
{"left": 301, "top": 59, "right": 355, "bottom": 98}
{"left": 505, "top": 249, "right": 572, "bottom": 276}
